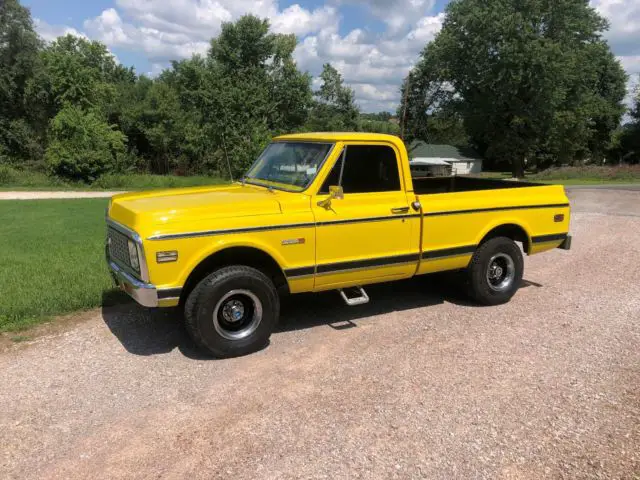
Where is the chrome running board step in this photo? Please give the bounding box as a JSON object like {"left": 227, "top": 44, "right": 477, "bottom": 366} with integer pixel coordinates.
{"left": 338, "top": 287, "right": 370, "bottom": 306}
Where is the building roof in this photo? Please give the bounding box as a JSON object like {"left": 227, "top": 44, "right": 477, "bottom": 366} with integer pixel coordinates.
{"left": 410, "top": 158, "right": 452, "bottom": 166}
{"left": 408, "top": 141, "right": 482, "bottom": 162}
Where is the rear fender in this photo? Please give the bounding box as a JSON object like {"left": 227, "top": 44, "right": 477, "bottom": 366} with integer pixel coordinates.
{"left": 474, "top": 218, "right": 533, "bottom": 255}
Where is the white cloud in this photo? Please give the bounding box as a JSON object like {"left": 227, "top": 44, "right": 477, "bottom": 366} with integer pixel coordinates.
{"left": 618, "top": 55, "right": 640, "bottom": 76}
{"left": 74, "top": 0, "right": 444, "bottom": 111}
{"left": 84, "top": 0, "right": 338, "bottom": 62}
{"left": 147, "top": 62, "right": 168, "bottom": 78}
{"left": 34, "top": 18, "right": 88, "bottom": 43}
{"left": 295, "top": 12, "right": 444, "bottom": 111}
{"left": 335, "top": 0, "right": 436, "bottom": 34}
{"left": 591, "top": 0, "right": 640, "bottom": 55}
{"left": 33, "top": 18, "right": 120, "bottom": 63}
{"left": 271, "top": 5, "right": 338, "bottom": 36}
{"left": 84, "top": 8, "right": 210, "bottom": 61}
{"left": 47, "top": 0, "right": 640, "bottom": 113}
{"left": 617, "top": 56, "right": 640, "bottom": 111}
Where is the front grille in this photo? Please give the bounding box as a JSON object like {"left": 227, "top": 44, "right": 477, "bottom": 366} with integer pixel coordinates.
{"left": 108, "top": 227, "right": 133, "bottom": 269}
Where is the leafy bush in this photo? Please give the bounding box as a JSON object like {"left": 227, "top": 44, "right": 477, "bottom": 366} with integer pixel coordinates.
{"left": 0, "top": 164, "right": 68, "bottom": 187}
{"left": 0, "top": 165, "right": 19, "bottom": 184}
{"left": 45, "top": 106, "right": 126, "bottom": 183}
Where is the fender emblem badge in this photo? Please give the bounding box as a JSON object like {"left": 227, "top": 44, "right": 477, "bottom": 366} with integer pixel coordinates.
{"left": 282, "top": 238, "right": 306, "bottom": 246}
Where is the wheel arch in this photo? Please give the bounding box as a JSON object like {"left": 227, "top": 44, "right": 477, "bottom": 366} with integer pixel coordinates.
{"left": 180, "top": 246, "right": 289, "bottom": 305}
{"left": 477, "top": 222, "right": 532, "bottom": 255}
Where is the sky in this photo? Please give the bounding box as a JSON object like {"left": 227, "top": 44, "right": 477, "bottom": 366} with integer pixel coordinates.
{"left": 24, "top": 0, "right": 640, "bottom": 113}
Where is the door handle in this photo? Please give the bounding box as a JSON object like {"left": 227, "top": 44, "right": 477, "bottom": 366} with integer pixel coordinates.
{"left": 391, "top": 207, "right": 410, "bottom": 214}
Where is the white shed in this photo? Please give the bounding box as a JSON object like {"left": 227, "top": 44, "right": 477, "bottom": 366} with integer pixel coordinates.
{"left": 408, "top": 142, "right": 483, "bottom": 176}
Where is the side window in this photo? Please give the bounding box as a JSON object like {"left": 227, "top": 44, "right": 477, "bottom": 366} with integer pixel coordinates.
{"left": 319, "top": 145, "right": 401, "bottom": 194}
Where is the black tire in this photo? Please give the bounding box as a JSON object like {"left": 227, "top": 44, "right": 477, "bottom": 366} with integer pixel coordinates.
{"left": 184, "top": 265, "right": 279, "bottom": 358}
{"left": 466, "top": 237, "right": 524, "bottom": 306}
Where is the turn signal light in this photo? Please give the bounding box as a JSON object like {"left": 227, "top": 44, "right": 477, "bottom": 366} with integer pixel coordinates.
{"left": 156, "top": 251, "right": 178, "bottom": 263}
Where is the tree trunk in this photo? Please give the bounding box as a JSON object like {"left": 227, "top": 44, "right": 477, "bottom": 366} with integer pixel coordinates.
{"left": 511, "top": 156, "right": 525, "bottom": 179}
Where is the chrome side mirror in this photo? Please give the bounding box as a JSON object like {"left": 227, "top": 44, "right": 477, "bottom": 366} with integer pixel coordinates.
{"left": 317, "top": 185, "right": 344, "bottom": 208}
{"left": 329, "top": 185, "right": 344, "bottom": 200}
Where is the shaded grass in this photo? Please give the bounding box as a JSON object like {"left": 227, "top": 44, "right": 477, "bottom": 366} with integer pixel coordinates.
{"left": 0, "top": 166, "right": 70, "bottom": 189}
{"left": 0, "top": 165, "right": 226, "bottom": 191}
{"left": 10, "top": 335, "right": 30, "bottom": 343}
{"left": 477, "top": 165, "right": 640, "bottom": 184}
{"left": 0, "top": 199, "right": 118, "bottom": 332}
{"left": 529, "top": 165, "right": 640, "bottom": 183}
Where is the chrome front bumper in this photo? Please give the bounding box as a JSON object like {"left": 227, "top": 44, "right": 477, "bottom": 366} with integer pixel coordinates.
{"left": 108, "top": 260, "right": 158, "bottom": 307}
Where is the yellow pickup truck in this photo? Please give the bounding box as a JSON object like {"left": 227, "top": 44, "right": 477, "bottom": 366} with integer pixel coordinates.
{"left": 106, "top": 132, "right": 571, "bottom": 357}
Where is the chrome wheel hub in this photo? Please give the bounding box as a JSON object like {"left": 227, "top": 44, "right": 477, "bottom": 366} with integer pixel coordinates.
{"left": 489, "top": 264, "right": 504, "bottom": 280}
{"left": 222, "top": 300, "right": 245, "bottom": 323}
{"left": 486, "top": 253, "right": 516, "bottom": 292}
{"left": 213, "top": 290, "right": 263, "bottom": 341}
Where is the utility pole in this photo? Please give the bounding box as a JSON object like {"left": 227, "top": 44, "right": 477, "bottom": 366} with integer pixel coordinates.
{"left": 400, "top": 73, "right": 411, "bottom": 141}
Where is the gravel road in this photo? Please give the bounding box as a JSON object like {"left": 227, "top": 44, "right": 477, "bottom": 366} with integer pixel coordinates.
{"left": 1, "top": 189, "right": 639, "bottom": 479}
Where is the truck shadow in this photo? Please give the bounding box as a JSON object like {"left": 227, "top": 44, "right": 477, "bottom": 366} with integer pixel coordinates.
{"left": 101, "top": 275, "right": 542, "bottom": 359}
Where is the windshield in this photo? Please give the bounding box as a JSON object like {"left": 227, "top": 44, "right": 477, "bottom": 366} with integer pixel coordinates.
{"left": 244, "top": 142, "right": 334, "bottom": 191}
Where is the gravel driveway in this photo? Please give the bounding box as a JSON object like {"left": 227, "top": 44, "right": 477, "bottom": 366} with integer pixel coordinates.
{"left": 1, "top": 189, "right": 638, "bottom": 479}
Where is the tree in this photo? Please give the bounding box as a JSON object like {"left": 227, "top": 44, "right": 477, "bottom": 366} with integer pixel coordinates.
{"left": 206, "top": 15, "right": 312, "bottom": 176}
{"left": 399, "top": 54, "right": 455, "bottom": 144}
{"left": 45, "top": 105, "right": 126, "bottom": 182}
{"left": 361, "top": 112, "right": 393, "bottom": 122}
{"left": 412, "top": 0, "right": 625, "bottom": 177}
{"left": 359, "top": 117, "right": 400, "bottom": 135}
{"left": 0, "top": 7, "right": 322, "bottom": 181}
{"left": 0, "top": 0, "right": 44, "bottom": 162}
{"left": 307, "top": 63, "right": 359, "bottom": 131}
{"left": 617, "top": 86, "right": 640, "bottom": 164}
{"left": 36, "top": 35, "right": 119, "bottom": 111}
{"left": 541, "top": 41, "right": 627, "bottom": 168}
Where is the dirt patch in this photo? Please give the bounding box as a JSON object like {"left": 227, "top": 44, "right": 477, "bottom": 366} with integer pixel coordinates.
{"left": 0, "top": 308, "right": 112, "bottom": 353}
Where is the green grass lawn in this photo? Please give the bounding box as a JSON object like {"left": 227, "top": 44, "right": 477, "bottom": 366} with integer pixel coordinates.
{"left": 0, "top": 199, "right": 120, "bottom": 332}
{"left": 536, "top": 179, "right": 640, "bottom": 185}
{"left": 477, "top": 165, "right": 640, "bottom": 184}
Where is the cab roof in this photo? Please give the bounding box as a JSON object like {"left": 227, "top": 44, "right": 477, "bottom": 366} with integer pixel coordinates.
{"left": 274, "top": 132, "right": 404, "bottom": 145}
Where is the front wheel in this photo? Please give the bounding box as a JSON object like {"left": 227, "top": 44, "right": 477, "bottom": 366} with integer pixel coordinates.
{"left": 466, "top": 237, "right": 524, "bottom": 306}
{"left": 184, "top": 266, "right": 280, "bottom": 358}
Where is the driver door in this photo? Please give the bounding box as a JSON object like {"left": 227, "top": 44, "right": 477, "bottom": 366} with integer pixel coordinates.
{"left": 312, "top": 143, "right": 416, "bottom": 290}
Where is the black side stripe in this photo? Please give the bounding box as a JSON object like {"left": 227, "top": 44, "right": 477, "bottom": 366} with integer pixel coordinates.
{"left": 316, "top": 253, "right": 420, "bottom": 274}
{"left": 148, "top": 203, "right": 570, "bottom": 241}
{"left": 284, "top": 246, "right": 477, "bottom": 279}
{"left": 158, "top": 287, "right": 182, "bottom": 299}
{"left": 421, "top": 245, "right": 477, "bottom": 259}
{"left": 424, "top": 203, "right": 570, "bottom": 217}
{"left": 531, "top": 233, "right": 568, "bottom": 244}
{"left": 284, "top": 266, "right": 315, "bottom": 278}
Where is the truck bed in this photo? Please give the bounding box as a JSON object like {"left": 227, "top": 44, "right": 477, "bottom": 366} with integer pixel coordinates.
{"left": 413, "top": 176, "right": 542, "bottom": 195}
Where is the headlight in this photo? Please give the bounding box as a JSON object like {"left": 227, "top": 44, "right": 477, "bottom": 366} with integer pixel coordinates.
{"left": 128, "top": 240, "right": 140, "bottom": 271}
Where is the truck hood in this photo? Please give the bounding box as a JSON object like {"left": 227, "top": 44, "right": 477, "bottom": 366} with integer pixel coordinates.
{"left": 108, "top": 183, "right": 282, "bottom": 234}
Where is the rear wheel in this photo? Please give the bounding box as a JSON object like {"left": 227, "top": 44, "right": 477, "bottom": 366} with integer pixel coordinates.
{"left": 467, "top": 237, "right": 523, "bottom": 305}
{"left": 184, "top": 266, "right": 279, "bottom": 358}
